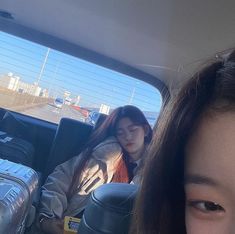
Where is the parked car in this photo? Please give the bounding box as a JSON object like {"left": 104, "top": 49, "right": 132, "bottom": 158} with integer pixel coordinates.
{"left": 64, "top": 97, "right": 72, "bottom": 105}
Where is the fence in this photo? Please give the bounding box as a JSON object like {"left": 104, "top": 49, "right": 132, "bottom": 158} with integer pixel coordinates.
{"left": 0, "top": 87, "right": 50, "bottom": 111}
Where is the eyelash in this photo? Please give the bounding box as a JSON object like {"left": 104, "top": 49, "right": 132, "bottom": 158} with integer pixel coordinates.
{"left": 130, "top": 128, "right": 138, "bottom": 132}
{"left": 116, "top": 127, "right": 138, "bottom": 136}
{"left": 116, "top": 132, "right": 123, "bottom": 136}
{"left": 187, "top": 200, "right": 225, "bottom": 213}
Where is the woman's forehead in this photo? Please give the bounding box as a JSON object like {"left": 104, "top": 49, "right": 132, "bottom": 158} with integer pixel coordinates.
{"left": 185, "top": 112, "right": 235, "bottom": 191}
{"left": 116, "top": 117, "right": 135, "bottom": 129}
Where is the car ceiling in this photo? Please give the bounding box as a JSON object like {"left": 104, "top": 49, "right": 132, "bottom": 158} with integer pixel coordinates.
{"left": 0, "top": 0, "right": 235, "bottom": 91}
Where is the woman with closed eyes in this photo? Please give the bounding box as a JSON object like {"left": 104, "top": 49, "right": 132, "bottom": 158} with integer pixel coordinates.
{"left": 36, "top": 105, "right": 152, "bottom": 234}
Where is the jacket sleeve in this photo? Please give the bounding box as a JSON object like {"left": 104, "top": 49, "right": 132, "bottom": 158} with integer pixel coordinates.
{"left": 76, "top": 137, "right": 123, "bottom": 195}
{"left": 39, "top": 156, "right": 81, "bottom": 219}
{"left": 39, "top": 137, "right": 123, "bottom": 219}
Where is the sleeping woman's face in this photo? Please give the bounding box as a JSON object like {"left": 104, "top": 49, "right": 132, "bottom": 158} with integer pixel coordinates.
{"left": 185, "top": 112, "right": 235, "bottom": 234}
{"left": 115, "top": 117, "right": 147, "bottom": 161}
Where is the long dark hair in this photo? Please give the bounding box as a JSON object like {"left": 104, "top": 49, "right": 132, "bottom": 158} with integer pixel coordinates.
{"left": 69, "top": 105, "right": 153, "bottom": 198}
{"left": 130, "top": 49, "right": 235, "bottom": 234}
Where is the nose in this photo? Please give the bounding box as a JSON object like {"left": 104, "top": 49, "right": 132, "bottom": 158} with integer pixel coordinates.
{"left": 124, "top": 131, "right": 132, "bottom": 141}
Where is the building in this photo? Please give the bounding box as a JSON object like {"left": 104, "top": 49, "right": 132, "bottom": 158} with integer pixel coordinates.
{"left": 0, "top": 73, "right": 19, "bottom": 91}
{"left": 0, "top": 73, "right": 45, "bottom": 97}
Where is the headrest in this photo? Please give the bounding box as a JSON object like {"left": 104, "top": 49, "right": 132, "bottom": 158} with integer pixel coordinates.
{"left": 93, "top": 113, "right": 108, "bottom": 130}
{"left": 43, "top": 118, "right": 93, "bottom": 179}
{"left": 0, "top": 111, "right": 29, "bottom": 139}
{"left": 78, "top": 183, "right": 138, "bottom": 234}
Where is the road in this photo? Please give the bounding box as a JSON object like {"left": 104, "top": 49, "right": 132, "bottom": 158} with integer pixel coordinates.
{"left": 22, "top": 103, "right": 86, "bottom": 124}
{"left": 21, "top": 103, "right": 158, "bottom": 127}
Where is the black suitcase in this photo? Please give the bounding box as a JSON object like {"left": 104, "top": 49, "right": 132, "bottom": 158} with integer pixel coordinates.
{"left": 0, "top": 131, "right": 34, "bottom": 167}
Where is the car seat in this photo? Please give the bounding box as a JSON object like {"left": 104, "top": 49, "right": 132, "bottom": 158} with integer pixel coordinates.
{"left": 78, "top": 183, "right": 138, "bottom": 234}
{"left": 43, "top": 118, "right": 93, "bottom": 181}
{"left": 93, "top": 113, "right": 108, "bottom": 131}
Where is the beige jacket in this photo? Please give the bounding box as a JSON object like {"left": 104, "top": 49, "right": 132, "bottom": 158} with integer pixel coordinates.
{"left": 39, "top": 137, "right": 124, "bottom": 219}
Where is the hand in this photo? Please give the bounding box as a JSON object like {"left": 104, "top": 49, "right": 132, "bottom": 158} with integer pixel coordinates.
{"left": 41, "top": 218, "right": 64, "bottom": 234}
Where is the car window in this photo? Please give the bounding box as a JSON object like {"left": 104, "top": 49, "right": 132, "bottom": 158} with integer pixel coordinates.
{"left": 0, "top": 32, "right": 162, "bottom": 126}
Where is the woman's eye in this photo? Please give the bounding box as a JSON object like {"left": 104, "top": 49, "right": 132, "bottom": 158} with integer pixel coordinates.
{"left": 116, "top": 131, "right": 124, "bottom": 137}
{"left": 129, "top": 127, "right": 138, "bottom": 132}
{"left": 187, "top": 200, "right": 225, "bottom": 213}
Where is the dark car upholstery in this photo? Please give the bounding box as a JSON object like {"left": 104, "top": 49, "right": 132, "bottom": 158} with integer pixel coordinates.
{"left": 43, "top": 118, "right": 93, "bottom": 181}
{"left": 78, "top": 183, "right": 138, "bottom": 234}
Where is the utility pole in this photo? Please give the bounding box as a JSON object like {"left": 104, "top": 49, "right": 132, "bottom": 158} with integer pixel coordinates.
{"left": 128, "top": 87, "right": 136, "bottom": 104}
{"left": 36, "top": 48, "right": 51, "bottom": 86}
{"left": 32, "top": 48, "right": 50, "bottom": 103}
{"left": 48, "top": 59, "right": 61, "bottom": 97}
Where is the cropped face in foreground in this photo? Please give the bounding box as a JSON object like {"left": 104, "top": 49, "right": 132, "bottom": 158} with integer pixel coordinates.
{"left": 185, "top": 112, "right": 235, "bottom": 234}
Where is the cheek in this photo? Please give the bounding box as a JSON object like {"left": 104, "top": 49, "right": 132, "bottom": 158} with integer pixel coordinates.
{"left": 186, "top": 209, "right": 204, "bottom": 234}
{"left": 117, "top": 137, "right": 125, "bottom": 147}
{"left": 185, "top": 207, "right": 227, "bottom": 234}
{"left": 135, "top": 129, "right": 146, "bottom": 142}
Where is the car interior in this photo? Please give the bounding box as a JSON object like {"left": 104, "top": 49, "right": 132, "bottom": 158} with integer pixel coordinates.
{"left": 0, "top": 0, "right": 234, "bottom": 233}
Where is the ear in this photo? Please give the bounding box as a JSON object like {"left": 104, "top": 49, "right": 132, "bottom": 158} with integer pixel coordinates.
{"left": 143, "top": 124, "right": 149, "bottom": 137}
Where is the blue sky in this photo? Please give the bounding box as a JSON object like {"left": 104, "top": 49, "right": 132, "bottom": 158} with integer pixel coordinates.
{"left": 0, "top": 31, "right": 162, "bottom": 112}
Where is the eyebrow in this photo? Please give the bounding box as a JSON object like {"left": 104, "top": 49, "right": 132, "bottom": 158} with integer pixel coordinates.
{"left": 184, "top": 174, "right": 219, "bottom": 187}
